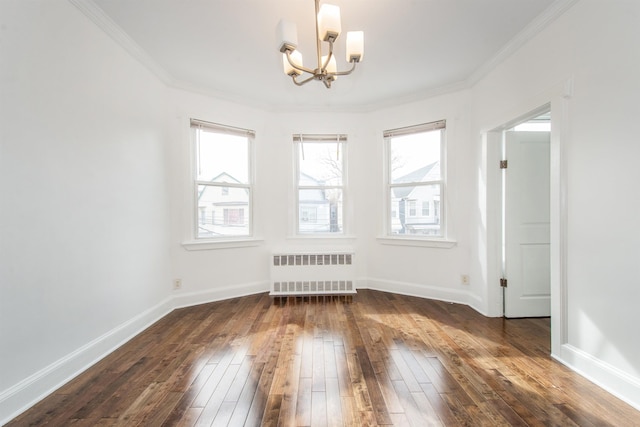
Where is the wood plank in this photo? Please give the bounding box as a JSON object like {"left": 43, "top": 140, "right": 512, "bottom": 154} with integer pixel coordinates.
{"left": 295, "top": 377, "right": 313, "bottom": 426}
{"left": 194, "top": 362, "right": 241, "bottom": 426}
{"left": 311, "top": 391, "right": 328, "bottom": 427}
{"left": 326, "top": 378, "right": 344, "bottom": 427}
{"left": 227, "top": 361, "right": 264, "bottom": 426}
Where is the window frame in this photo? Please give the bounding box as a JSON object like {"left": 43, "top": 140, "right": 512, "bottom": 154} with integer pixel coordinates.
{"left": 383, "top": 120, "right": 450, "bottom": 242}
{"left": 293, "top": 134, "right": 347, "bottom": 236}
{"left": 190, "top": 118, "right": 255, "bottom": 241}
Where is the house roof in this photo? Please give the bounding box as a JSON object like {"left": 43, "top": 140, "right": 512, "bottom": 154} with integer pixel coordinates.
{"left": 209, "top": 172, "right": 242, "bottom": 184}
{"left": 392, "top": 162, "right": 438, "bottom": 199}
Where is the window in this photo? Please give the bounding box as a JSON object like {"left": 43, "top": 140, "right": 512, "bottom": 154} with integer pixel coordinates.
{"left": 294, "top": 134, "right": 346, "bottom": 234}
{"left": 385, "top": 120, "right": 445, "bottom": 237}
{"left": 422, "top": 201, "right": 430, "bottom": 216}
{"left": 192, "top": 119, "right": 254, "bottom": 239}
{"left": 301, "top": 207, "right": 317, "bottom": 222}
{"left": 223, "top": 208, "right": 244, "bottom": 225}
{"left": 408, "top": 200, "right": 417, "bottom": 217}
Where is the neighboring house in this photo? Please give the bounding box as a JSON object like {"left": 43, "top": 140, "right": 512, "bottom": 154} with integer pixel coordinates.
{"left": 299, "top": 172, "right": 340, "bottom": 233}
{"left": 391, "top": 161, "right": 440, "bottom": 235}
{"left": 198, "top": 172, "right": 249, "bottom": 237}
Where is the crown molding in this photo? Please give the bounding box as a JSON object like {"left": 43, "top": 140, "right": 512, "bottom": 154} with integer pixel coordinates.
{"left": 467, "top": 0, "right": 580, "bottom": 87}
{"left": 169, "top": 75, "right": 470, "bottom": 114}
{"left": 68, "top": 0, "right": 174, "bottom": 85}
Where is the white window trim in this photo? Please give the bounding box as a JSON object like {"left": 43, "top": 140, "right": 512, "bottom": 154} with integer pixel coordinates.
{"left": 383, "top": 120, "right": 454, "bottom": 244}
{"left": 182, "top": 118, "right": 257, "bottom": 249}
{"left": 376, "top": 236, "right": 457, "bottom": 249}
{"left": 293, "top": 134, "right": 349, "bottom": 237}
{"left": 182, "top": 238, "right": 264, "bottom": 251}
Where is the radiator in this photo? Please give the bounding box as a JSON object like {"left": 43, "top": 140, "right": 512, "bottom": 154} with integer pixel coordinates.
{"left": 270, "top": 252, "right": 357, "bottom": 297}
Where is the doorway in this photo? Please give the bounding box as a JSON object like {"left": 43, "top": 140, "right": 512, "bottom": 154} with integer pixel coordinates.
{"left": 485, "top": 85, "right": 570, "bottom": 356}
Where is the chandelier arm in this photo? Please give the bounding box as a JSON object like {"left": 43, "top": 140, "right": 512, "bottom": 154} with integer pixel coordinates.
{"left": 292, "top": 74, "right": 317, "bottom": 86}
{"left": 334, "top": 61, "right": 358, "bottom": 76}
{"left": 285, "top": 50, "right": 316, "bottom": 75}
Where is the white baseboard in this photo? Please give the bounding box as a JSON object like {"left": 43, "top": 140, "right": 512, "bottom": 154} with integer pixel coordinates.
{"left": 172, "top": 280, "right": 269, "bottom": 309}
{"left": 358, "top": 278, "right": 490, "bottom": 316}
{"left": 0, "top": 296, "right": 175, "bottom": 426}
{"left": 553, "top": 344, "right": 640, "bottom": 412}
{"left": 361, "top": 277, "right": 476, "bottom": 308}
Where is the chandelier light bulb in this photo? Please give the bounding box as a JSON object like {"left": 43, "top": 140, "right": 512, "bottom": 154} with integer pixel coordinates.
{"left": 346, "top": 31, "right": 364, "bottom": 63}
{"left": 283, "top": 50, "right": 303, "bottom": 76}
{"left": 317, "top": 4, "right": 341, "bottom": 42}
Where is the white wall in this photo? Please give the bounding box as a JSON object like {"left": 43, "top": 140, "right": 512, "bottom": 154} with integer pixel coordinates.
{"left": 470, "top": 0, "right": 640, "bottom": 408}
{"left": 0, "top": 0, "right": 172, "bottom": 421}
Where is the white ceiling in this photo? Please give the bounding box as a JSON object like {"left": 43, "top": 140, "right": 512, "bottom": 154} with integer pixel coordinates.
{"left": 79, "top": 0, "right": 566, "bottom": 111}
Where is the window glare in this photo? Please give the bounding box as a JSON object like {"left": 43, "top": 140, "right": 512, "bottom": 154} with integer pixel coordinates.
{"left": 298, "top": 142, "right": 342, "bottom": 185}
{"left": 513, "top": 122, "right": 550, "bottom": 132}
{"left": 197, "top": 130, "right": 249, "bottom": 183}
{"left": 390, "top": 130, "right": 440, "bottom": 182}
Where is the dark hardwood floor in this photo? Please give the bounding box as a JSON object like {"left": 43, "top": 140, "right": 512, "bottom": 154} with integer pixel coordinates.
{"left": 7, "top": 290, "right": 639, "bottom": 426}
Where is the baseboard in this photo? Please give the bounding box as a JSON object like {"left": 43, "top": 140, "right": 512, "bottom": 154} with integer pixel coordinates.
{"left": 0, "top": 296, "right": 175, "bottom": 426}
{"left": 553, "top": 344, "right": 640, "bottom": 412}
{"left": 361, "top": 277, "right": 475, "bottom": 307}
{"left": 172, "top": 280, "right": 270, "bottom": 309}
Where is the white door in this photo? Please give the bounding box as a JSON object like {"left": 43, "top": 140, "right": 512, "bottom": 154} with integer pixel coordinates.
{"left": 504, "top": 130, "right": 551, "bottom": 317}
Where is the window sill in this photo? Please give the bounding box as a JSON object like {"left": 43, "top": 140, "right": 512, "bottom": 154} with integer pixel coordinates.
{"left": 376, "top": 236, "right": 457, "bottom": 249}
{"left": 287, "top": 235, "right": 357, "bottom": 242}
{"left": 182, "top": 238, "right": 264, "bottom": 251}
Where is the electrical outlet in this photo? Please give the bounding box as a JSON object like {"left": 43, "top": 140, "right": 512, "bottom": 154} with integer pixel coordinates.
{"left": 173, "top": 279, "right": 182, "bottom": 290}
{"left": 461, "top": 274, "right": 470, "bottom": 285}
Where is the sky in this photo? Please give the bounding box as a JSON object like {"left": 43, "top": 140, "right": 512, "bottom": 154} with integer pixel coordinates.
{"left": 197, "top": 131, "right": 249, "bottom": 183}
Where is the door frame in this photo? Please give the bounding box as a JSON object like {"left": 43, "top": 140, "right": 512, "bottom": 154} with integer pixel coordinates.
{"left": 483, "top": 79, "right": 571, "bottom": 357}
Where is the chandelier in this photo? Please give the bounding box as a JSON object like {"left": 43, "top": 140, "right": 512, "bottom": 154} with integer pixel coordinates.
{"left": 277, "top": 0, "right": 364, "bottom": 88}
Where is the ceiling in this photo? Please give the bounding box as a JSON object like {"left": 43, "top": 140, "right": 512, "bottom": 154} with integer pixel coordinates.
{"left": 79, "top": 0, "right": 566, "bottom": 112}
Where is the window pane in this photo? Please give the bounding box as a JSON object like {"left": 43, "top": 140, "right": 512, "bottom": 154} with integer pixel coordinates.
{"left": 389, "top": 184, "right": 441, "bottom": 236}
{"left": 298, "top": 142, "right": 343, "bottom": 186}
{"left": 298, "top": 188, "right": 342, "bottom": 234}
{"left": 390, "top": 130, "right": 441, "bottom": 183}
{"left": 197, "top": 184, "right": 250, "bottom": 238}
{"left": 196, "top": 129, "right": 249, "bottom": 184}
